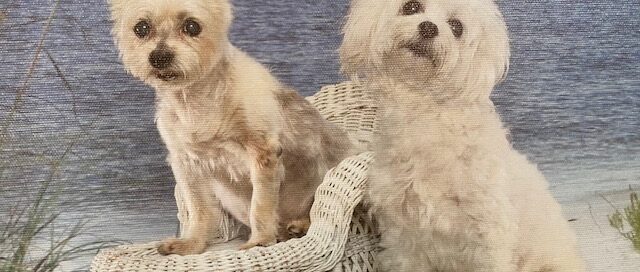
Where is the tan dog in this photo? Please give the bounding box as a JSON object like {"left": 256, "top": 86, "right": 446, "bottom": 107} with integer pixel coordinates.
{"left": 109, "top": 0, "right": 353, "bottom": 255}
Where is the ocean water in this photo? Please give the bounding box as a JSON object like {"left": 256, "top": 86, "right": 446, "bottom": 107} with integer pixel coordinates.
{"left": 0, "top": 0, "right": 638, "bottom": 269}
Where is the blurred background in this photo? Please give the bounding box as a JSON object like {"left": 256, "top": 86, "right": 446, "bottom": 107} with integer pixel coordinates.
{"left": 0, "top": 0, "right": 638, "bottom": 270}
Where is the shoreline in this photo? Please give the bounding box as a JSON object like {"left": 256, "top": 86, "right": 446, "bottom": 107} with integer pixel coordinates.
{"left": 562, "top": 190, "right": 640, "bottom": 271}
{"left": 56, "top": 190, "right": 640, "bottom": 271}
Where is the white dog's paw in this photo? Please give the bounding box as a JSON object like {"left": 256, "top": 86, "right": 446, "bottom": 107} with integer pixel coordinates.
{"left": 157, "top": 238, "right": 206, "bottom": 256}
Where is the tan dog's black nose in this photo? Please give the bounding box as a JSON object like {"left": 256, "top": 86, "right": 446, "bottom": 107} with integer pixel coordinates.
{"left": 149, "top": 49, "right": 174, "bottom": 69}
{"left": 419, "top": 21, "right": 439, "bottom": 39}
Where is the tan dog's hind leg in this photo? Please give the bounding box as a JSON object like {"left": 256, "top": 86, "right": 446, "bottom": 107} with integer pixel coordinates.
{"left": 240, "top": 142, "right": 282, "bottom": 250}
{"left": 287, "top": 218, "right": 311, "bottom": 239}
{"left": 158, "top": 161, "right": 224, "bottom": 255}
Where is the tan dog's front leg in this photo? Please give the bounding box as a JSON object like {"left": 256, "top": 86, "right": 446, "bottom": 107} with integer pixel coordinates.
{"left": 240, "top": 143, "right": 282, "bottom": 249}
{"left": 158, "top": 161, "right": 224, "bottom": 255}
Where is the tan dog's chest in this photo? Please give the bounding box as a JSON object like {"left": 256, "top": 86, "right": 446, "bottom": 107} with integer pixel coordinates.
{"left": 157, "top": 105, "right": 255, "bottom": 179}
{"left": 156, "top": 102, "right": 287, "bottom": 227}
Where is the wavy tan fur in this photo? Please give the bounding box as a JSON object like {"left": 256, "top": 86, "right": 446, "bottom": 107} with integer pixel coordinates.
{"left": 109, "top": 0, "right": 354, "bottom": 255}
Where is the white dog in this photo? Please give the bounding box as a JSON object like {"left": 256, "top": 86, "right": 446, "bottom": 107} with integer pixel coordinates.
{"left": 340, "top": 0, "right": 585, "bottom": 271}
{"left": 109, "top": 0, "right": 354, "bottom": 255}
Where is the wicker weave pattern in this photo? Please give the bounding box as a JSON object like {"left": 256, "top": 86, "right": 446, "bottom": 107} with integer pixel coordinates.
{"left": 91, "top": 82, "right": 380, "bottom": 272}
{"left": 307, "top": 81, "right": 377, "bottom": 151}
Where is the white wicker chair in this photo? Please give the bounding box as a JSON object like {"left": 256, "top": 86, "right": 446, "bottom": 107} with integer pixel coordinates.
{"left": 91, "top": 82, "right": 380, "bottom": 272}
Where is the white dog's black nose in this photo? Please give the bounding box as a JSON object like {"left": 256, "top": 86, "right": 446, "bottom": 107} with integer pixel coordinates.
{"left": 149, "top": 49, "right": 174, "bottom": 69}
{"left": 419, "top": 21, "right": 439, "bottom": 39}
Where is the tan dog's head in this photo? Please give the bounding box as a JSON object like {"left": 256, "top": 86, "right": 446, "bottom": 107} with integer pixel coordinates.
{"left": 109, "top": 0, "right": 232, "bottom": 89}
{"left": 340, "top": 0, "right": 510, "bottom": 99}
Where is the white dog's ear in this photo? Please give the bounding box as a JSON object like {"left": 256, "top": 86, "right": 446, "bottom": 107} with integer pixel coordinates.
{"left": 339, "top": 0, "right": 391, "bottom": 79}
{"left": 467, "top": 5, "right": 510, "bottom": 96}
{"left": 216, "top": 1, "right": 234, "bottom": 36}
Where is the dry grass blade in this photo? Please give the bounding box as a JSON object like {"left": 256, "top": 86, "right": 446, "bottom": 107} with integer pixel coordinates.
{"left": 0, "top": 0, "right": 60, "bottom": 150}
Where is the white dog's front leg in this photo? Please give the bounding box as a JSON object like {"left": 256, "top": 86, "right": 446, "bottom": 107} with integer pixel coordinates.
{"left": 240, "top": 143, "right": 282, "bottom": 250}
{"left": 468, "top": 198, "right": 518, "bottom": 272}
{"left": 158, "top": 161, "right": 224, "bottom": 256}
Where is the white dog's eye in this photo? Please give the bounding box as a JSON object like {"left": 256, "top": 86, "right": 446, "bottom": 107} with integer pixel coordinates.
{"left": 448, "top": 19, "right": 464, "bottom": 38}
{"left": 183, "top": 19, "right": 202, "bottom": 37}
{"left": 134, "top": 20, "right": 152, "bottom": 39}
{"left": 401, "top": 0, "right": 424, "bottom": 16}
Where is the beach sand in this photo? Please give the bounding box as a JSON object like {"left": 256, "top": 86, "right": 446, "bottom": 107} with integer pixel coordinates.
{"left": 563, "top": 191, "right": 640, "bottom": 271}
{"left": 70, "top": 191, "right": 640, "bottom": 271}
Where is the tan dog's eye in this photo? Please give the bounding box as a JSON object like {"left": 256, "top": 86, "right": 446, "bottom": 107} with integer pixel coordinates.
{"left": 401, "top": 0, "right": 424, "bottom": 16}
{"left": 183, "top": 19, "right": 202, "bottom": 37}
{"left": 134, "top": 20, "right": 152, "bottom": 39}
{"left": 448, "top": 19, "right": 464, "bottom": 38}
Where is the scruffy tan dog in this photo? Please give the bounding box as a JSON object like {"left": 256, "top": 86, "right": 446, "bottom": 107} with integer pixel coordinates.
{"left": 109, "top": 0, "right": 353, "bottom": 255}
{"left": 341, "top": 0, "right": 585, "bottom": 271}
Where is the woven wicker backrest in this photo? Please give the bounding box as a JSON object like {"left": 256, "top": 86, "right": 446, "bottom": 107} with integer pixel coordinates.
{"left": 91, "top": 81, "right": 380, "bottom": 272}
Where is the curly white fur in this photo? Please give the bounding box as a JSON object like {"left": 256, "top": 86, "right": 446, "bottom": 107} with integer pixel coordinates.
{"left": 340, "top": 0, "right": 585, "bottom": 271}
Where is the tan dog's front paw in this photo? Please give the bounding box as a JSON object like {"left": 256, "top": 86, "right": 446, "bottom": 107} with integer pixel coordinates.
{"left": 157, "top": 238, "right": 206, "bottom": 256}
{"left": 239, "top": 236, "right": 277, "bottom": 250}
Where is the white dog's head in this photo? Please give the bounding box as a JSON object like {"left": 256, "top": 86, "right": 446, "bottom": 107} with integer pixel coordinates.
{"left": 340, "top": 0, "right": 509, "bottom": 99}
{"left": 109, "top": 0, "right": 232, "bottom": 89}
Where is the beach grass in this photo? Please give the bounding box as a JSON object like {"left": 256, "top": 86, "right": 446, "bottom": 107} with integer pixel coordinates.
{"left": 0, "top": 2, "right": 122, "bottom": 270}
{"left": 607, "top": 188, "right": 640, "bottom": 252}
{"left": 0, "top": 169, "right": 119, "bottom": 272}
{"left": 0, "top": 137, "right": 122, "bottom": 272}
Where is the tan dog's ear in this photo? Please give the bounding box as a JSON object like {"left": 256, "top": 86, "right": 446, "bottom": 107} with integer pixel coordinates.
{"left": 107, "top": 0, "right": 127, "bottom": 23}
{"left": 107, "top": 0, "right": 129, "bottom": 56}
{"left": 339, "top": 0, "right": 391, "bottom": 79}
{"left": 210, "top": 0, "right": 234, "bottom": 38}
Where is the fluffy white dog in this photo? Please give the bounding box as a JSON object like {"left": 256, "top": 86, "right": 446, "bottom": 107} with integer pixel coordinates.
{"left": 340, "top": 0, "right": 585, "bottom": 271}
{"left": 109, "top": 0, "right": 354, "bottom": 255}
